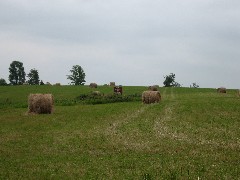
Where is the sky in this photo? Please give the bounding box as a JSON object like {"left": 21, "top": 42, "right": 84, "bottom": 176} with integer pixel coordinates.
{"left": 0, "top": 0, "right": 240, "bottom": 88}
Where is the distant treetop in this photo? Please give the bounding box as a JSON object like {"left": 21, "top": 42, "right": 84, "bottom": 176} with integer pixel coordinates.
{"left": 67, "top": 65, "right": 86, "bottom": 85}
{"left": 8, "top": 61, "right": 26, "bottom": 85}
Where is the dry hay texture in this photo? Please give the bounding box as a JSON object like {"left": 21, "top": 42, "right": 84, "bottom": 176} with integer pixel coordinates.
{"left": 89, "top": 83, "right": 98, "bottom": 88}
{"left": 142, "top": 91, "right": 161, "bottom": 104}
{"left": 110, "top": 82, "right": 115, "bottom": 86}
{"left": 148, "top": 85, "right": 159, "bottom": 91}
{"left": 217, "top": 87, "right": 227, "bottom": 93}
{"left": 55, "top": 83, "right": 61, "bottom": 86}
{"left": 28, "top": 94, "right": 54, "bottom": 114}
{"left": 92, "top": 91, "right": 101, "bottom": 96}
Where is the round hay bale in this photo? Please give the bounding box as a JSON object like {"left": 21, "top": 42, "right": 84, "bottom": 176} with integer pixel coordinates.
{"left": 148, "top": 85, "right": 158, "bottom": 91}
{"left": 142, "top": 91, "right": 161, "bottom": 104}
{"left": 217, "top": 87, "right": 226, "bottom": 93}
{"left": 92, "top": 91, "right": 101, "bottom": 96}
{"left": 28, "top": 94, "right": 54, "bottom": 114}
{"left": 110, "top": 82, "right": 115, "bottom": 86}
{"left": 89, "top": 83, "right": 97, "bottom": 88}
{"left": 55, "top": 83, "right": 61, "bottom": 86}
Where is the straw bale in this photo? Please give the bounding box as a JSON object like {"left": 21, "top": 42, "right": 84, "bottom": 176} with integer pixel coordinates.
{"left": 28, "top": 94, "right": 54, "bottom": 114}
{"left": 55, "top": 83, "right": 61, "bottom": 86}
{"left": 148, "top": 85, "right": 158, "bottom": 91}
{"left": 217, "top": 87, "right": 226, "bottom": 93}
{"left": 89, "top": 83, "right": 98, "bottom": 88}
{"left": 142, "top": 91, "right": 161, "bottom": 104}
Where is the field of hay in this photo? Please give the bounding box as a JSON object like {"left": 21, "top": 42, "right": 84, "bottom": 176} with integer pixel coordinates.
{"left": 0, "top": 85, "right": 239, "bottom": 179}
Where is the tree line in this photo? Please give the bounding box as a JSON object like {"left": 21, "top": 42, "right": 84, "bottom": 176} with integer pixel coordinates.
{"left": 0, "top": 61, "right": 199, "bottom": 87}
{"left": 0, "top": 61, "right": 86, "bottom": 86}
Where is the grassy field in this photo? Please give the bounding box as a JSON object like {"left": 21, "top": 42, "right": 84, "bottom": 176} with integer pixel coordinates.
{"left": 0, "top": 85, "right": 239, "bottom": 179}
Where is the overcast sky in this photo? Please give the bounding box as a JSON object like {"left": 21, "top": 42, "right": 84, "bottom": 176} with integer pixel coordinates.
{"left": 0, "top": 0, "right": 239, "bottom": 88}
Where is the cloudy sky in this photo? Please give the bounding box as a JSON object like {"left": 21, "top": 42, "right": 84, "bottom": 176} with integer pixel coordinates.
{"left": 0, "top": 0, "right": 239, "bottom": 88}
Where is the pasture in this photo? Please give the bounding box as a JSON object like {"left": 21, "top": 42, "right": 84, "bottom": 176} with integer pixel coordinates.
{"left": 0, "top": 85, "right": 239, "bottom": 179}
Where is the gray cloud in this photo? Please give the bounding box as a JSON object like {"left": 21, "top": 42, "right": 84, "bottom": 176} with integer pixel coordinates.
{"left": 0, "top": 0, "right": 240, "bottom": 88}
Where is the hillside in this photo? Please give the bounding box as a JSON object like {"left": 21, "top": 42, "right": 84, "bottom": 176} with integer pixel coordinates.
{"left": 0, "top": 86, "right": 239, "bottom": 179}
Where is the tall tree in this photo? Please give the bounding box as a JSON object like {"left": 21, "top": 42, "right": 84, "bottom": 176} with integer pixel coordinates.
{"left": 163, "top": 73, "right": 181, "bottom": 87}
{"left": 67, "top": 65, "right": 86, "bottom": 85}
{"left": 27, "top": 69, "right": 40, "bottom": 85}
{"left": 163, "top": 73, "right": 175, "bottom": 87}
{"left": 9, "top": 61, "right": 26, "bottom": 85}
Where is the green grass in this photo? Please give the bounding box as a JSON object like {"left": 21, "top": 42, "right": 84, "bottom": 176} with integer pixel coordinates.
{"left": 0, "top": 85, "right": 239, "bottom": 179}
{"left": 0, "top": 85, "right": 146, "bottom": 108}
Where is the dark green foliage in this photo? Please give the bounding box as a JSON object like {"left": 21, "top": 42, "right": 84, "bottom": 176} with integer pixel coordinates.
{"left": 190, "top": 82, "right": 199, "bottom": 88}
{"left": 0, "top": 78, "right": 8, "bottom": 86}
{"left": 163, "top": 73, "right": 175, "bottom": 87}
{"left": 8, "top": 61, "right": 26, "bottom": 85}
{"left": 67, "top": 65, "right": 86, "bottom": 85}
{"left": 76, "top": 93, "right": 141, "bottom": 105}
{"left": 172, "top": 82, "right": 181, "bottom": 87}
{"left": 163, "top": 73, "right": 181, "bottom": 87}
{"left": 55, "top": 99, "right": 77, "bottom": 106}
{"left": 40, "top": 80, "right": 45, "bottom": 85}
{"left": 27, "top": 69, "right": 40, "bottom": 85}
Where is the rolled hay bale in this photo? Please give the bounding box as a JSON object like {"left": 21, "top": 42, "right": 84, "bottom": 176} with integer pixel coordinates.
{"left": 92, "top": 91, "right": 101, "bottom": 96}
{"left": 110, "top": 82, "right": 115, "bottom": 86}
{"left": 148, "top": 85, "right": 159, "bottom": 91}
{"left": 28, "top": 94, "right": 54, "bottom": 114}
{"left": 142, "top": 91, "right": 161, "bottom": 104}
{"left": 55, "top": 83, "right": 61, "bottom": 86}
{"left": 89, "top": 83, "right": 97, "bottom": 88}
{"left": 217, "top": 87, "right": 226, "bottom": 93}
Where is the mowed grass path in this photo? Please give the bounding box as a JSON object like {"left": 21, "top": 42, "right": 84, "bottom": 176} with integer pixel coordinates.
{"left": 0, "top": 86, "right": 239, "bottom": 179}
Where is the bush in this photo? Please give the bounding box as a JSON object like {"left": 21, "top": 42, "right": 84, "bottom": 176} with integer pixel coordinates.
{"left": 0, "top": 78, "right": 8, "bottom": 86}
{"left": 75, "top": 93, "right": 141, "bottom": 105}
{"left": 55, "top": 99, "right": 76, "bottom": 106}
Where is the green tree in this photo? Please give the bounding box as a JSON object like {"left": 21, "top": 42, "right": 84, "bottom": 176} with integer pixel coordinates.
{"left": 163, "top": 73, "right": 175, "bottom": 87}
{"left": 0, "top": 78, "right": 8, "bottom": 86}
{"left": 172, "top": 82, "right": 181, "bottom": 87}
{"left": 67, "top": 65, "right": 86, "bottom": 85}
{"left": 27, "top": 69, "right": 40, "bottom": 85}
{"left": 163, "top": 73, "right": 181, "bottom": 87}
{"left": 40, "top": 80, "right": 45, "bottom": 85}
{"left": 190, "top": 82, "right": 199, "bottom": 88}
{"left": 8, "top": 61, "right": 26, "bottom": 85}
